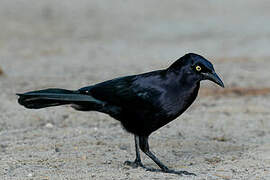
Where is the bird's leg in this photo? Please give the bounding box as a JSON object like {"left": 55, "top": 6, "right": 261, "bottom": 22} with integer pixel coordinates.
{"left": 138, "top": 136, "right": 196, "bottom": 176}
{"left": 124, "top": 135, "right": 144, "bottom": 168}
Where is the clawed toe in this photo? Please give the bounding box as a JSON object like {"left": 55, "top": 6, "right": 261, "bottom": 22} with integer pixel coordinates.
{"left": 180, "top": 170, "right": 196, "bottom": 176}
{"left": 163, "top": 169, "right": 196, "bottom": 176}
{"left": 145, "top": 167, "right": 196, "bottom": 176}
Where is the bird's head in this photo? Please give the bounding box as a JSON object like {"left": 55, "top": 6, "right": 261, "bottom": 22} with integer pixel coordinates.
{"left": 169, "top": 53, "right": 224, "bottom": 87}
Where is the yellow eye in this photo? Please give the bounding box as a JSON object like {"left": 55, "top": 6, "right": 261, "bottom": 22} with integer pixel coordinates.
{"left": 196, "top": 65, "right": 202, "bottom": 72}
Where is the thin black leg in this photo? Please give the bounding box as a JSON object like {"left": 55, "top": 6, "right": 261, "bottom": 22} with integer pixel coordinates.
{"left": 124, "top": 135, "right": 144, "bottom": 168}
{"left": 138, "top": 136, "right": 196, "bottom": 176}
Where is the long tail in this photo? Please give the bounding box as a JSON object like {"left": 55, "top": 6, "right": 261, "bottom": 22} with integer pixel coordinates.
{"left": 17, "top": 88, "right": 104, "bottom": 110}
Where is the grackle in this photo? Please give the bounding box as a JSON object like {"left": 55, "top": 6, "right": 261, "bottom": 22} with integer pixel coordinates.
{"left": 17, "top": 53, "right": 224, "bottom": 176}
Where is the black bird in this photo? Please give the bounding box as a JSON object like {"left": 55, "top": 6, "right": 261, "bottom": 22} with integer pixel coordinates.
{"left": 17, "top": 53, "right": 224, "bottom": 176}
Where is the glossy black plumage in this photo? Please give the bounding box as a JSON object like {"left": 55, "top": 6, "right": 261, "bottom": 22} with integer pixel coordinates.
{"left": 17, "top": 53, "right": 224, "bottom": 176}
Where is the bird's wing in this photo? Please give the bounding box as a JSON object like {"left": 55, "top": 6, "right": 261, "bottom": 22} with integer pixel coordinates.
{"left": 78, "top": 74, "right": 162, "bottom": 109}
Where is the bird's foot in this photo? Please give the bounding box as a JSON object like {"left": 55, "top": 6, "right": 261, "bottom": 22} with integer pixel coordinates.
{"left": 162, "top": 169, "right": 196, "bottom": 176}
{"left": 145, "top": 167, "right": 196, "bottom": 176}
{"left": 124, "top": 160, "right": 144, "bottom": 168}
{"left": 124, "top": 160, "right": 196, "bottom": 176}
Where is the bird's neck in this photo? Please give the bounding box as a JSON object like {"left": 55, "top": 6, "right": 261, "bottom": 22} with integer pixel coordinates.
{"left": 166, "top": 66, "right": 201, "bottom": 89}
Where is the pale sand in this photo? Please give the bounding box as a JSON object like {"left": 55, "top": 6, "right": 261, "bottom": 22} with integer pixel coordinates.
{"left": 0, "top": 1, "right": 270, "bottom": 179}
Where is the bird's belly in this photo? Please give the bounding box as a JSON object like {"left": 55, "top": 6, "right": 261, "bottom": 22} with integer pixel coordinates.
{"left": 114, "top": 108, "right": 173, "bottom": 136}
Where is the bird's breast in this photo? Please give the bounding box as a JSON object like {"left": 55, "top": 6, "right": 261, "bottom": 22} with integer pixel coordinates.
{"left": 159, "top": 83, "right": 200, "bottom": 118}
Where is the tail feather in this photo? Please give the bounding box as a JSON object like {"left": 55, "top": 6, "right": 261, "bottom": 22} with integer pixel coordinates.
{"left": 17, "top": 88, "right": 103, "bottom": 109}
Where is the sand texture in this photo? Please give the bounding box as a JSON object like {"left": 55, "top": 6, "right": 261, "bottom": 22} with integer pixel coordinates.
{"left": 0, "top": 1, "right": 270, "bottom": 179}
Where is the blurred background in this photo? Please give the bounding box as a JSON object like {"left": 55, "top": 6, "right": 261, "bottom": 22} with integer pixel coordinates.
{"left": 1, "top": 0, "right": 270, "bottom": 89}
{"left": 0, "top": 0, "right": 270, "bottom": 179}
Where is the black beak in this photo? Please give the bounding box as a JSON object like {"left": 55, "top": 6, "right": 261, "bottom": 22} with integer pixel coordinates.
{"left": 202, "top": 72, "right": 224, "bottom": 88}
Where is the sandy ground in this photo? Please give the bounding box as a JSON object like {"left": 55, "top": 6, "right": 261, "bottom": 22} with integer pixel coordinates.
{"left": 0, "top": 1, "right": 270, "bottom": 179}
